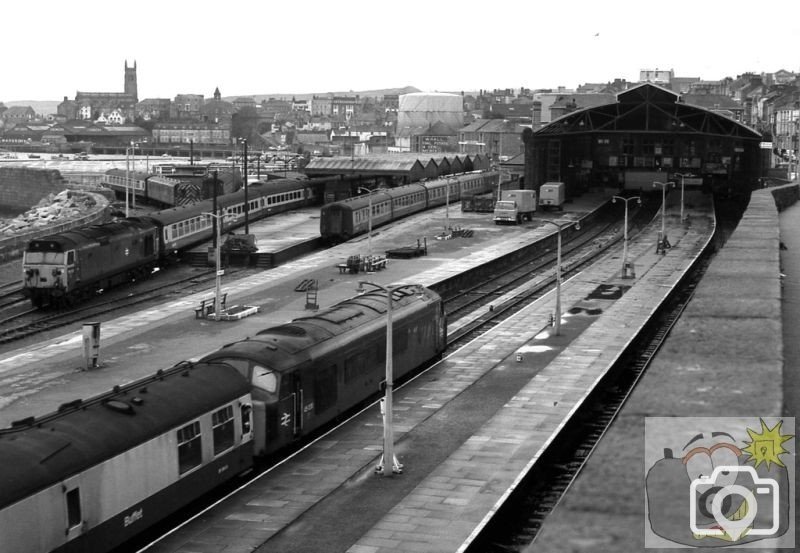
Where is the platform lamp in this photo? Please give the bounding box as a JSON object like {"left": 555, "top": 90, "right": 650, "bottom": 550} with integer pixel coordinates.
{"left": 240, "top": 138, "right": 249, "bottom": 234}
{"left": 673, "top": 172, "right": 693, "bottom": 222}
{"left": 653, "top": 181, "right": 673, "bottom": 251}
{"left": 202, "top": 206, "right": 228, "bottom": 321}
{"left": 357, "top": 186, "right": 375, "bottom": 258}
{"left": 355, "top": 281, "right": 426, "bottom": 476}
{"left": 540, "top": 219, "right": 580, "bottom": 336}
{"left": 612, "top": 195, "right": 641, "bottom": 278}
{"left": 444, "top": 176, "right": 458, "bottom": 235}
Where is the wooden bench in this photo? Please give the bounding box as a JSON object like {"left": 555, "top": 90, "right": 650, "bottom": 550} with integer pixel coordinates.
{"left": 366, "top": 257, "right": 387, "bottom": 271}
{"left": 195, "top": 293, "right": 227, "bottom": 319}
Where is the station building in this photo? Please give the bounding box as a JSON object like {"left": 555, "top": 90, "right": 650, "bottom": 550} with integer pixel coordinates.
{"left": 523, "top": 83, "right": 764, "bottom": 198}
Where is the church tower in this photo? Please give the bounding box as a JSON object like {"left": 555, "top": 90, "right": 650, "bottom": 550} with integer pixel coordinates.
{"left": 124, "top": 60, "right": 138, "bottom": 102}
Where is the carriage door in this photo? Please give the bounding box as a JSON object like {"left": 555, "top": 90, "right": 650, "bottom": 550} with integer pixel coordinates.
{"left": 328, "top": 207, "right": 342, "bottom": 236}
{"left": 291, "top": 373, "right": 303, "bottom": 436}
{"left": 66, "top": 250, "right": 77, "bottom": 283}
{"left": 277, "top": 372, "right": 303, "bottom": 440}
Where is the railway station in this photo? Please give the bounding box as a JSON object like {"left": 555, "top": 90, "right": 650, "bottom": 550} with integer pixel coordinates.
{"left": 0, "top": 81, "right": 796, "bottom": 553}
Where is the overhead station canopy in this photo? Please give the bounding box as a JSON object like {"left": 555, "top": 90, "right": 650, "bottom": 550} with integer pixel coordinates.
{"left": 536, "top": 83, "right": 762, "bottom": 139}
{"left": 524, "top": 83, "right": 764, "bottom": 196}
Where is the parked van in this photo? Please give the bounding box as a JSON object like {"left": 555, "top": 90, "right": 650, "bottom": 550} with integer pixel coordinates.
{"left": 493, "top": 189, "right": 536, "bottom": 224}
{"left": 539, "top": 182, "right": 565, "bottom": 210}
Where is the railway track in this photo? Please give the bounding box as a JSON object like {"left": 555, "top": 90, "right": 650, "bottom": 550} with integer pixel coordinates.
{"left": 444, "top": 203, "right": 658, "bottom": 349}
{"left": 0, "top": 267, "right": 253, "bottom": 346}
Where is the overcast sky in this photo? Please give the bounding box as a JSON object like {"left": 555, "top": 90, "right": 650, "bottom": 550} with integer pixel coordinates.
{"left": 4, "top": 0, "right": 799, "bottom": 102}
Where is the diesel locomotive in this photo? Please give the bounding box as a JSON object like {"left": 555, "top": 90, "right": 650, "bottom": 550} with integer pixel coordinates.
{"left": 22, "top": 179, "right": 320, "bottom": 307}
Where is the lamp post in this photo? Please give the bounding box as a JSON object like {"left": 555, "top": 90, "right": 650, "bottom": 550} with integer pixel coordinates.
{"left": 125, "top": 146, "right": 130, "bottom": 217}
{"left": 357, "top": 186, "right": 374, "bottom": 257}
{"left": 202, "top": 208, "right": 227, "bottom": 320}
{"left": 240, "top": 138, "right": 249, "bottom": 234}
{"left": 612, "top": 195, "right": 641, "bottom": 278}
{"left": 540, "top": 219, "right": 580, "bottom": 335}
{"left": 444, "top": 176, "right": 458, "bottom": 234}
{"left": 673, "top": 173, "right": 693, "bottom": 222}
{"left": 356, "top": 281, "right": 425, "bottom": 476}
{"left": 653, "top": 181, "right": 672, "bottom": 251}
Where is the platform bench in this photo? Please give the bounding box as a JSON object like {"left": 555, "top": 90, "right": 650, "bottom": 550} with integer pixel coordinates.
{"left": 195, "top": 293, "right": 227, "bottom": 319}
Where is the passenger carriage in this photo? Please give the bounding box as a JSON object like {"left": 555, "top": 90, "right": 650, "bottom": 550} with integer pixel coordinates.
{"left": 0, "top": 363, "right": 253, "bottom": 553}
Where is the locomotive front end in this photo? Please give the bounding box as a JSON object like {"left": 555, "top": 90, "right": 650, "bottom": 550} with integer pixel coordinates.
{"left": 22, "top": 239, "right": 75, "bottom": 307}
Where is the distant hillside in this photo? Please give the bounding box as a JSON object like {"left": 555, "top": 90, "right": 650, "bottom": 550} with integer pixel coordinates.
{"left": 2, "top": 86, "right": 426, "bottom": 115}
{"left": 4, "top": 100, "right": 60, "bottom": 115}
{"left": 229, "top": 86, "right": 422, "bottom": 103}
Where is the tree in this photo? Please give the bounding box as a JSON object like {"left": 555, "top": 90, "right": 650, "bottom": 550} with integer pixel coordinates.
{"left": 231, "top": 106, "right": 260, "bottom": 141}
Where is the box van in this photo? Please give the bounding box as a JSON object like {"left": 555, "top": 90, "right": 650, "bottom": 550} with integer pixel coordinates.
{"left": 493, "top": 189, "right": 536, "bottom": 224}
{"left": 539, "top": 182, "right": 565, "bottom": 210}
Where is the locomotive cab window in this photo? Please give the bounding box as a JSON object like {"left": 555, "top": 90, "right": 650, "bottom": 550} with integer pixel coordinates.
{"left": 24, "top": 251, "right": 64, "bottom": 264}
{"left": 210, "top": 358, "right": 277, "bottom": 396}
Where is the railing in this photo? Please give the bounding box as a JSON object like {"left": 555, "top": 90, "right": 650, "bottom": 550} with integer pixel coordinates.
{"left": 100, "top": 173, "right": 146, "bottom": 193}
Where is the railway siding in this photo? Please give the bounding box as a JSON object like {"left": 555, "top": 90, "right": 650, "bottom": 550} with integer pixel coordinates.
{"left": 532, "top": 186, "right": 790, "bottom": 552}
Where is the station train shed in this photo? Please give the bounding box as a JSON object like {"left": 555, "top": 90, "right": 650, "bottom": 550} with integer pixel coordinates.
{"left": 303, "top": 153, "right": 492, "bottom": 202}
{"left": 523, "top": 82, "right": 764, "bottom": 198}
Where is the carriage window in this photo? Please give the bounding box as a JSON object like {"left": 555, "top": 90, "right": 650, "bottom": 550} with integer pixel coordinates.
{"left": 177, "top": 421, "right": 202, "bottom": 474}
{"left": 212, "top": 405, "right": 235, "bottom": 455}
{"left": 66, "top": 487, "right": 81, "bottom": 529}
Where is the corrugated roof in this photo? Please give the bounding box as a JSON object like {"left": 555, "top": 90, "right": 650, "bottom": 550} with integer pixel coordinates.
{"left": 304, "top": 156, "right": 423, "bottom": 173}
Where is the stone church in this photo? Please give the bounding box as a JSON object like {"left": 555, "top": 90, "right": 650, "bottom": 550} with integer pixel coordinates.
{"left": 57, "top": 61, "right": 139, "bottom": 123}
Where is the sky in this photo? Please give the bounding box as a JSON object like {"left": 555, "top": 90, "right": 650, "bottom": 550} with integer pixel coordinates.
{"left": 3, "top": 0, "right": 799, "bottom": 103}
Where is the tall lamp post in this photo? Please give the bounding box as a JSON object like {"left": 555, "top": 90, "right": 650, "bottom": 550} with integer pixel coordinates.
{"left": 356, "top": 281, "right": 425, "bottom": 476}
{"left": 612, "top": 195, "right": 641, "bottom": 278}
{"left": 240, "top": 138, "right": 249, "bottom": 234}
{"left": 124, "top": 142, "right": 139, "bottom": 217}
{"left": 653, "top": 181, "right": 672, "bottom": 251}
{"left": 357, "top": 186, "right": 374, "bottom": 257}
{"left": 540, "top": 219, "right": 580, "bottom": 336}
{"left": 673, "top": 172, "right": 693, "bottom": 222}
{"left": 444, "top": 176, "right": 458, "bottom": 234}
{"left": 202, "top": 208, "right": 227, "bottom": 320}
{"left": 125, "top": 145, "right": 130, "bottom": 217}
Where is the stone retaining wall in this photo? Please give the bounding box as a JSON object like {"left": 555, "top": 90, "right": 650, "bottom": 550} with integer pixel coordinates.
{"left": 0, "top": 167, "right": 67, "bottom": 210}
